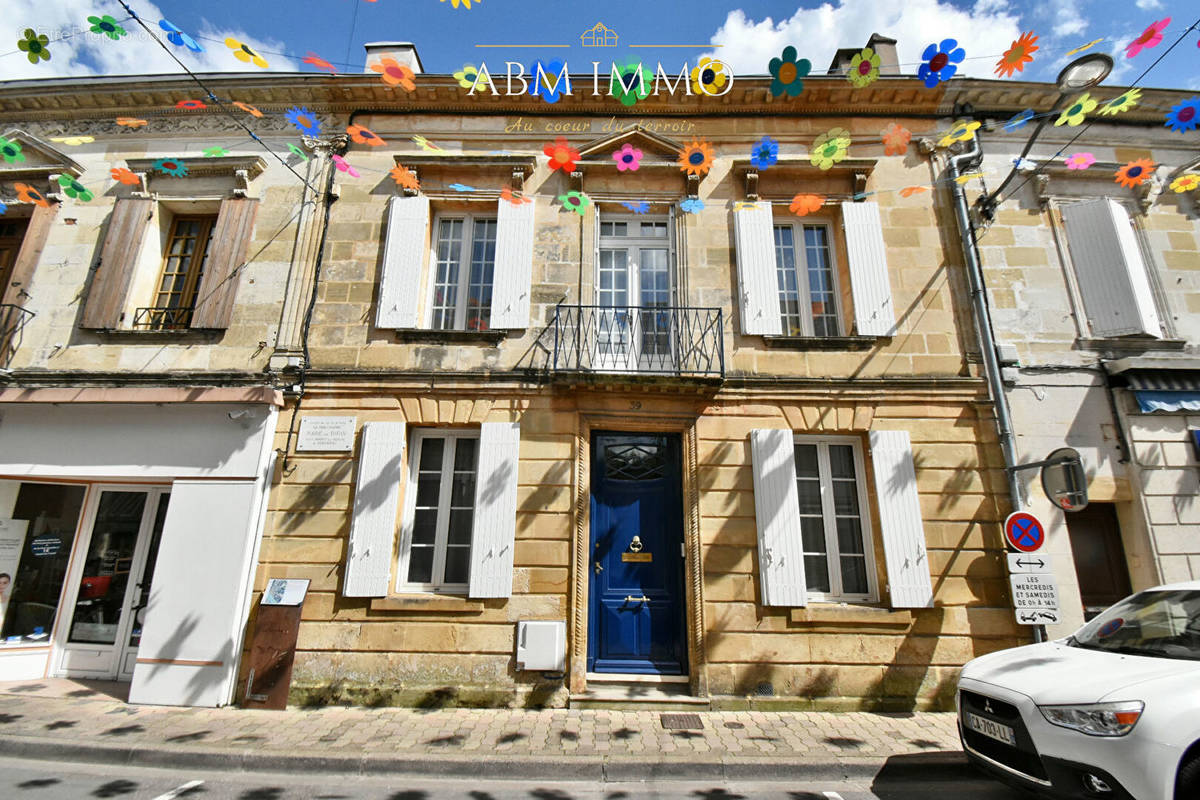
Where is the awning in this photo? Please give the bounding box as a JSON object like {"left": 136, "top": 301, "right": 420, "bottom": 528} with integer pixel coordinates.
{"left": 1134, "top": 390, "right": 1200, "bottom": 413}
{"left": 1119, "top": 369, "right": 1200, "bottom": 413}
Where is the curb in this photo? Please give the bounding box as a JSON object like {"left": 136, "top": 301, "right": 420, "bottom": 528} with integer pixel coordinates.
{"left": 0, "top": 734, "right": 973, "bottom": 782}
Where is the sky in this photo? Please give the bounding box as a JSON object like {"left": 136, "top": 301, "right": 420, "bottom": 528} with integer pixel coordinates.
{"left": 1, "top": 0, "right": 1197, "bottom": 91}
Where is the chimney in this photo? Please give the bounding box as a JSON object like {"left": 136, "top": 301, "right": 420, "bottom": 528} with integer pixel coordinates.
{"left": 363, "top": 42, "right": 423, "bottom": 74}
{"left": 826, "top": 33, "right": 900, "bottom": 76}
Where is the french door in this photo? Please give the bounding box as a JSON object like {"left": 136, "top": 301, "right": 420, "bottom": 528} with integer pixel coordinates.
{"left": 595, "top": 217, "right": 675, "bottom": 372}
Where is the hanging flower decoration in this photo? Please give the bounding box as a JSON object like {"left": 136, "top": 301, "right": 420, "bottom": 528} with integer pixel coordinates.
{"left": 0, "top": 137, "right": 25, "bottom": 165}
{"left": 679, "top": 198, "right": 705, "bottom": 214}
{"left": 789, "top": 194, "right": 825, "bottom": 217}
{"left": 116, "top": 117, "right": 148, "bottom": 127}
{"left": 285, "top": 107, "right": 321, "bottom": 137}
{"left": 390, "top": 165, "right": 420, "bottom": 192}
{"left": 1013, "top": 157, "right": 1038, "bottom": 172}
{"left": 1065, "top": 152, "right": 1096, "bottom": 170}
{"left": 412, "top": 135, "right": 442, "bottom": 152}
{"left": 51, "top": 135, "right": 95, "bottom": 146}
{"left": 500, "top": 186, "right": 531, "bottom": 205}
{"left": 203, "top": 147, "right": 229, "bottom": 158}
{"left": 1066, "top": 38, "right": 1103, "bottom": 56}
{"left": 899, "top": 186, "right": 929, "bottom": 197}
{"left": 15, "top": 183, "right": 49, "bottom": 208}
{"left": 111, "top": 167, "right": 141, "bottom": 185}
{"left": 176, "top": 99, "right": 207, "bottom": 110}
{"left": 57, "top": 175, "right": 93, "bottom": 202}
{"left": 159, "top": 19, "right": 203, "bottom": 52}
{"left": 1055, "top": 93, "right": 1097, "bottom": 127}
{"left": 527, "top": 60, "right": 570, "bottom": 104}
{"left": 286, "top": 143, "right": 309, "bottom": 161}
{"left": 347, "top": 124, "right": 387, "bottom": 146}
{"left": 0, "top": 201, "right": 6, "bottom": 216}
{"left": 609, "top": 62, "right": 652, "bottom": 107}
{"left": 303, "top": 52, "right": 337, "bottom": 74}
{"left": 767, "top": 47, "right": 811, "bottom": 97}
{"left": 881, "top": 124, "right": 911, "bottom": 156}
{"left": 544, "top": 137, "right": 580, "bottom": 173}
{"left": 938, "top": 119, "right": 981, "bottom": 148}
{"left": 1003, "top": 109, "right": 1035, "bottom": 133}
{"left": 370, "top": 58, "right": 416, "bottom": 90}
{"left": 1126, "top": 17, "right": 1170, "bottom": 58}
{"left": 232, "top": 101, "right": 263, "bottom": 118}
{"left": 810, "top": 128, "right": 851, "bottom": 170}
{"left": 677, "top": 139, "right": 715, "bottom": 177}
{"left": 448, "top": 183, "right": 476, "bottom": 192}
{"left": 955, "top": 172, "right": 984, "bottom": 185}
{"left": 1115, "top": 159, "right": 1156, "bottom": 189}
{"left": 1099, "top": 89, "right": 1141, "bottom": 116}
{"left": 332, "top": 155, "right": 359, "bottom": 178}
{"left": 918, "top": 39, "right": 965, "bottom": 88}
{"left": 454, "top": 64, "right": 488, "bottom": 90}
{"left": 18, "top": 29, "right": 51, "bottom": 64}
{"left": 691, "top": 58, "right": 729, "bottom": 96}
{"left": 749, "top": 136, "right": 779, "bottom": 170}
{"left": 152, "top": 158, "right": 188, "bottom": 177}
{"left": 612, "top": 143, "right": 643, "bottom": 172}
{"left": 847, "top": 47, "right": 881, "bottom": 88}
{"left": 732, "top": 201, "right": 758, "bottom": 212}
{"left": 622, "top": 201, "right": 649, "bottom": 214}
{"left": 1170, "top": 174, "right": 1200, "bottom": 193}
{"left": 1165, "top": 97, "right": 1200, "bottom": 133}
{"left": 88, "top": 15, "right": 127, "bottom": 41}
{"left": 440, "top": 0, "right": 480, "bottom": 8}
{"left": 995, "top": 31, "right": 1038, "bottom": 77}
{"left": 558, "top": 191, "right": 590, "bottom": 216}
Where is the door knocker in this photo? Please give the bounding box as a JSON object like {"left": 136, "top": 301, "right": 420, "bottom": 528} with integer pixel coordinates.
{"left": 629, "top": 535, "right": 643, "bottom": 553}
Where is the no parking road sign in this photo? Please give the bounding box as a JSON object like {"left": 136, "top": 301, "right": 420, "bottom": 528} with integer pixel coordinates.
{"left": 1004, "top": 511, "right": 1046, "bottom": 553}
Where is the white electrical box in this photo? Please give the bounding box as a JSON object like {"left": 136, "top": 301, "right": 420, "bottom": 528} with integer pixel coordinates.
{"left": 515, "top": 620, "right": 565, "bottom": 672}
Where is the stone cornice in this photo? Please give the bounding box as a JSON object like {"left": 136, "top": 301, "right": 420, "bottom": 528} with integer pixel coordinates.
{"left": 944, "top": 79, "right": 1191, "bottom": 128}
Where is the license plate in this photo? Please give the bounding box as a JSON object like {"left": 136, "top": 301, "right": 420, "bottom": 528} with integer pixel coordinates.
{"left": 965, "top": 711, "right": 1016, "bottom": 746}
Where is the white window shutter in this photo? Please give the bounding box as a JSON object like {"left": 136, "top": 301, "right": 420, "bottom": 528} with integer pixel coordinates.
{"left": 869, "top": 430, "right": 933, "bottom": 608}
{"left": 733, "top": 203, "right": 783, "bottom": 336}
{"left": 1060, "top": 199, "right": 1161, "bottom": 337}
{"left": 469, "top": 421, "right": 520, "bottom": 598}
{"left": 750, "top": 429, "right": 808, "bottom": 606}
{"left": 344, "top": 421, "right": 406, "bottom": 597}
{"left": 489, "top": 198, "right": 535, "bottom": 328}
{"left": 843, "top": 202, "right": 896, "bottom": 336}
{"left": 376, "top": 196, "right": 429, "bottom": 329}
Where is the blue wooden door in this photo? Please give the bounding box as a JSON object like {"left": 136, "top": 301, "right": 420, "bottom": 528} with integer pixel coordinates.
{"left": 588, "top": 432, "right": 687, "bottom": 674}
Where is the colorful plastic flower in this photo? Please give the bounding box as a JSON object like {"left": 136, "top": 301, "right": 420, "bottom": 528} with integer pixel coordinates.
{"left": 918, "top": 39, "right": 965, "bottom": 88}
{"left": 453, "top": 64, "right": 488, "bottom": 90}
{"left": 995, "top": 31, "right": 1038, "bottom": 77}
{"left": 285, "top": 107, "right": 321, "bottom": 137}
{"left": 732, "top": 201, "right": 758, "bottom": 212}
{"left": 768, "top": 47, "right": 810, "bottom": 97}
{"left": 810, "top": 128, "right": 851, "bottom": 170}
{"left": 347, "top": 124, "right": 386, "bottom": 146}
{"left": 1115, "top": 159, "right": 1156, "bottom": 189}
{"left": 749, "top": 136, "right": 779, "bottom": 170}
{"left": 15, "top": 183, "right": 48, "bottom": 208}
{"left": 612, "top": 143, "right": 643, "bottom": 172}
{"left": 111, "top": 167, "right": 141, "bottom": 185}
{"left": 955, "top": 172, "right": 984, "bottom": 185}
{"left": 789, "top": 194, "right": 825, "bottom": 217}
{"left": 18, "top": 29, "right": 50, "bottom": 64}
{"left": 286, "top": 143, "right": 308, "bottom": 161}
{"left": 232, "top": 101, "right": 263, "bottom": 118}
{"left": 176, "top": 99, "right": 207, "bottom": 110}
{"left": 58, "top": 174, "right": 92, "bottom": 202}
{"left": 622, "top": 201, "right": 649, "bottom": 214}
{"left": 529, "top": 60, "right": 570, "bottom": 105}
{"left": 1170, "top": 174, "right": 1200, "bottom": 193}
{"left": 50, "top": 136, "right": 94, "bottom": 146}
{"left": 1165, "top": 98, "right": 1200, "bottom": 133}
{"left": 847, "top": 47, "right": 881, "bottom": 88}
{"left": 544, "top": 137, "right": 580, "bottom": 173}
{"left": 303, "top": 52, "right": 337, "bottom": 74}
{"left": 1126, "top": 17, "right": 1170, "bottom": 58}
{"left": 412, "top": 135, "right": 442, "bottom": 152}
{"left": 221, "top": 37, "right": 267, "bottom": 69}
{"left": 1003, "top": 109, "right": 1035, "bottom": 133}
{"left": 679, "top": 198, "right": 704, "bottom": 214}
{"left": 440, "top": 0, "right": 480, "bottom": 7}
{"left": 609, "top": 62, "right": 652, "bottom": 107}
{"left": 1055, "top": 93, "right": 1097, "bottom": 127}
{"left": 1066, "top": 38, "right": 1103, "bottom": 57}
{"left": 899, "top": 186, "right": 928, "bottom": 198}
{"left": 390, "top": 165, "right": 420, "bottom": 192}
{"left": 938, "top": 119, "right": 981, "bottom": 148}
{"left": 370, "top": 58, "right": 416, "bottom": 90}
{"left": 1012, "top": 157, "right": 1038, "bottom": 172}
{"left": 159, "top": 19, "right": 203, "bottom": 52}
{"left": 559, "top": 191, "right": 590, "bottom": 216}
{"left": 1100, "top": 89, "right": 1141, "bottom": 116}
{"left": 500, "top": 186, "right": 531, "bottom": 205}
{"left": 0, "top": 137, "right": 25, "bottom": 165}
{"left": 332, "top": 155, "right": 359, "bottom": 178}
{"left": 152, "top": 158, "right": 188, "bottom": 177}
{"left": 881, "top": 123, "right": 911, "bottom": 156}
{"left": 116, "top": 117, "right": 147, "bottom": 127}
{"left": 203, "top": 147, "right": 228, "bottom": 158}
{"left": 0, "top": 201, "right": 6, "bottom": 216}
{"left": 1065, "top": 152, "right": 1096, "bottom": 170}
{"left": 677, "top": 139, "right": 714, "bottom": 177}
{"left": 88, "top": 15, "right": 126, "bottom": 40}
{"left": 448, "top": 183, "right": 476, "bottom": 192}
{"left": 691, "top": 57, "right": 729, "bottom": 96}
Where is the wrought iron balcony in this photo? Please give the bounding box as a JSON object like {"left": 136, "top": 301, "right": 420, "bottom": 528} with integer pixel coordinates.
{"left": 0, "top": 303, "right": 35, "bottom": 370}
{"left": 550, "top": 304, "right": 724, "bottom": 378}
{"left": 133, "top": 306, "right": 194, "bottom": 331}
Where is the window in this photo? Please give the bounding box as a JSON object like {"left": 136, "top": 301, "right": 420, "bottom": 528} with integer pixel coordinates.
{"left": 774, "top": 222, "right": 840, "bottom": 337}
{"left": 431, "top": 216, "right": 497, "bottom": 331}
{"left": 398, "top": 430, "right": 480, "bottom": 592}
{"left": 792, "top": 436, "right": 874, "bottom": 601}
{"left": 138, "top": 215, "right": 216, "bottom": 330}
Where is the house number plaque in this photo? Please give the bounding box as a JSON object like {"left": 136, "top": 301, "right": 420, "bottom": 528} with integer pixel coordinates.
{"left": 622, "top": 553, "right": 652, "bottom": 562}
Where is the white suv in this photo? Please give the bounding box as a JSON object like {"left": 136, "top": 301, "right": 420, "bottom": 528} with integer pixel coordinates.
{"left": 957, "top": 581, "right": 1200, "bottom": 800}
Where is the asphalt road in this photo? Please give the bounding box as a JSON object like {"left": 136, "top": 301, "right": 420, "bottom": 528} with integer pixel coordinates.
{"left": 0, "top": 755, "right": 1027, "bottom": 800}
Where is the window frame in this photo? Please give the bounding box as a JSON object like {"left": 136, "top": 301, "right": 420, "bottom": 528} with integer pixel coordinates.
{"left": 772, "top": 218, "right": 843, "bottom": 337}
{"left": 791, "top": 434, "right": 877, "bottom": 603}
{"left": 395, "top": 428, "right": 480, "bottom": 594}
{"left": 426, "top": 212, "right": 498, "bottom": 332}
{"left": 144, "top": 214, "right": 217, "bottom": 329}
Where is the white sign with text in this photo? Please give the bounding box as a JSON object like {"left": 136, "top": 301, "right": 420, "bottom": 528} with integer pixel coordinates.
{"left": 296, "top": 417, "right": 356, "bottom": 452}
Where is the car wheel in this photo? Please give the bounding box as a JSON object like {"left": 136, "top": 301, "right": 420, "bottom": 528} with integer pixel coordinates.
{"left": 1178, "top": 752, "right": 1200, "bottom": 800}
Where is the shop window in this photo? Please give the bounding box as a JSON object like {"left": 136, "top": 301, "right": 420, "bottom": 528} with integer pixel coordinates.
{"left": 430, "top": 215, "right": 497, "bottom": 331}
{"left": 773, "top": 222, "right": 841, "bottom": 337}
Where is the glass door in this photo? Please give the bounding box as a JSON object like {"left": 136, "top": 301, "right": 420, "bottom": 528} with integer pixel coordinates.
{"left": 595, "top": 218, "right": 675, "bottom": 372}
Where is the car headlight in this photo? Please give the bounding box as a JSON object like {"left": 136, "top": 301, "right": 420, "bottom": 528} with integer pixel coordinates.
{"left": 1038, "top": 701, "right": 1144, "bottom": 737}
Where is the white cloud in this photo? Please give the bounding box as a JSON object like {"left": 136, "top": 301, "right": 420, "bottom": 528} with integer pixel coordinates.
{"left": 1044, "top": 0, "right": 1088, "bottom": 37}
{"left": 1134, "top": 0, "right": 1163, "bottom": 9}
{"left": 700, "top": 0, "right": 1023, "bottom": 79}
{"left": 1, "top": 0, "right": 298, "bottom": 82}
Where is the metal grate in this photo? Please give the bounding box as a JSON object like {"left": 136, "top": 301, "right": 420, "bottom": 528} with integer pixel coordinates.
{"left": 755, "top": 682, "right": 775, "bottom": 697}
{"left": 660, "top": 713, "right": 704, "bottom": 731}
{"left": 550, "top": 304, "right": 725, "bottom": 377}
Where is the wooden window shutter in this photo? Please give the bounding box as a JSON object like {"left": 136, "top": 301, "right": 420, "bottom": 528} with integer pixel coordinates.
{"left": 869, "top": 429, "right": 934, "bottom": 608}
{"left": 377, "top": 195, "right": 429, "bottom": 329}
{"left": 80, "top": 197, "right": 154, "bottom": 329}
{"left": 1060, "top": 199, "right": 1162, "bottom": 337}
{"left": 843, "top": 201, "right": 896, "bottom": 336}
{"left": 733, "top": 203, "right": 783, "bottom": 336}
{"left": 344, "top": 421, "right": 406, "bottom": 597}
{"left": 191, "top": 197, "right": 259, "bottom": 329}
{"left": 468, "top": 421, "right": 520, "bottom": 598}
{"left": 489, "top": 198, "right": 535, "bottom": 328}
{"left": 750, "top": 428, "right": 808, "bottom": 607}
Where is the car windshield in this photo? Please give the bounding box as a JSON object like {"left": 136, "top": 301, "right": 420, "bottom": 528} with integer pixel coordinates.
{"left": 1069, "top": 589, "right": 1200, "bottom": 661}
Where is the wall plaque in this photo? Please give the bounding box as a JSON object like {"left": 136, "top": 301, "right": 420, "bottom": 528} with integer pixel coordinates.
{"left": 296, "top": 417, "right": 355, "bottom": 452}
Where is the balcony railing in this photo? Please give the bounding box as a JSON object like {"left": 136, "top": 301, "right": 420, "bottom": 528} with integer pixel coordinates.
{"left": 551, "top": 304, "right": 724, "bottom": 378}
{"left": 133, "top": 306, "right": 194, "bottom": 330}
{"left": 0, "top": 304, "right": 35, "bottom": 370}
